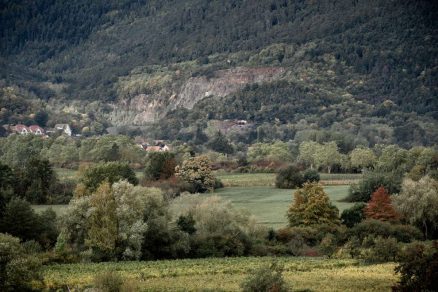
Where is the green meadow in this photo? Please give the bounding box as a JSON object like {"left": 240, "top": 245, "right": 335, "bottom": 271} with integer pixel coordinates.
{"left": 214, "top": 185, "right": 352, "bottom": 228}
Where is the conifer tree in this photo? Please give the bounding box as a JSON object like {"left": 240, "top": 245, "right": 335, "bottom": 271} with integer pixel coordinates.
{"left": 364, "top": 186, "right": 399, "bottom": 222}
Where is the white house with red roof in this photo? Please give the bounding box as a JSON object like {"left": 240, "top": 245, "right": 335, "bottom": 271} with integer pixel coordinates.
{"left": 28, "top": 125, "right": 45, "bottom": 135}
{"left": 13, "top": 124, "right": 29, "bottom": 135}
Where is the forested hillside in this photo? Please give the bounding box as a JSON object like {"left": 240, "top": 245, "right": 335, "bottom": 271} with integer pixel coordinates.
{"left": 1, "top": 0, "right": 437, "bottom": 146}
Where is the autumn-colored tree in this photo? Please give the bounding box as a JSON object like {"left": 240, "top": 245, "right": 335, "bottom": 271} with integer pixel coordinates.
{"left": 175, "top": 156, "right": 215, "bottom": 193}
{"left": 86, "top": 182, "right": 118, "bottom": 257}
{"left": 364, "top": 187, "right": 399, "bottom": 222}
{"left": 287, "top": 183, "right": 340, "bottom": 227}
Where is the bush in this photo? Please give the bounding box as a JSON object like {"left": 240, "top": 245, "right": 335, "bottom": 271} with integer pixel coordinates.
{"left": 349, "top": 220, "right": 422, "bottom": 243}
{"left": 319, "top": 233, "right": 337, "bottom": 257}
{"left": 0, "top": 233, "right": 42, "bottom": 291}
{"left": 78, "top": 162, "right": 138, "bottom": 195}
{"left": 341, "top": 203, "right": 365, "bottom": 228}
{"left": 275, "top": 165, "right": 304, "bottom": 189}
{"left": 347, "top": 172, "right": 402, "bottom": 202}
{"left": 240, "top": 262, "right": 289, "bottom": 292}
{"left": 394, "top": 241, "right": 438, "bottom": 291}
{"left": 303, "top": 169, "right": 320, "bottom": 183}
{"left": 364, "top": 236, "right": 400, "bottom": 263}
{"left": 93, "top": 271, "right": 124, "bottom": 292}
{"left": 144, "top": 152, "right": 176, "bottom": 181}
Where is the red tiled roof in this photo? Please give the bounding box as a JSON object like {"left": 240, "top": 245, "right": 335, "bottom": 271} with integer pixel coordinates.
{"left": 29, "top": 125, "right": 44, "bottom": 133}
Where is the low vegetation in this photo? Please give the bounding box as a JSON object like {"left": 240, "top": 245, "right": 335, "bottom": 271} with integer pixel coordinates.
{"left": 40, "top": 257, "right": 397, "bottom": 291}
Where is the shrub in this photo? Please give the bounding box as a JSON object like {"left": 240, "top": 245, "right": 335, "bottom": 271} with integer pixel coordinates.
{"left": 0, "top": 233, "right": 42, "bottom": 291}
{"left": 240, "top": 262, "right": 289, "bottom": 292}
{"left": 319, "top": 233, "right": 337, "bottom": 257}
{"left": 93, "top": 271, "right": 124, "bottom": 292}
{"left": 144, "top": 152, "right": 176, "bottom": 181}
{"left": 349, "top": 220, "right": 422, "bottom": 243}
{"left": 393, "top": 241, "right": 438, "bottom": 291}
{"left": 341, "top": 203, "right": 365, "bottom": 228}
{"left": 276, "top": 227, "right": 319, "bottom": 246}
{"left": 77, "top": 162, "right": 138, "bottom": 195}
{"left": 365, "top": 236, "right": 400, "bottom": 263}
{"left": 275, "top": 165, "right": 304, "bottom": 189}
{"left": 303, "top": 169, "right": 320, "bottom": 183}
{"left": 347, "top": 172, "right": 402, "bottom": 202}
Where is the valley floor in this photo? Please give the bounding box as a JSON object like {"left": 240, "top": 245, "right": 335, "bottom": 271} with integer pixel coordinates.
{"left": 41, "top": 257, "right": 397, "bottom": 291}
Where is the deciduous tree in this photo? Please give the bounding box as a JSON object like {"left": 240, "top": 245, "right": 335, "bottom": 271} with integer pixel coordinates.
{"left": 364, "top": 187, "right": 399, "bottom": 222}
{"left": 287, "top": 183, "right": 340, "bottom": 227}
{"left": 175, "top": 156, "right": 215, "bottom": 193}
{"left": 393, "top": 176, "right": 438, "bottom": 239}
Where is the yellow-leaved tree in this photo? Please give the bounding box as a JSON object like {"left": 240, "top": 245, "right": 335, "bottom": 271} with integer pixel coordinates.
{"left": 287, "top": 182, "right": 340, "bottom": 227}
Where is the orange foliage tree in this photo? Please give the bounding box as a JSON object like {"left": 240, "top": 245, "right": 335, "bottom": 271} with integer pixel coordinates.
{"left": 364, "top": 186, "right": 399, "bottom": 222}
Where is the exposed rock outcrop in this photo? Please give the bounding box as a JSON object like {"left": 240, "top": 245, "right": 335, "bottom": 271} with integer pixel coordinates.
{"left": 111, "top": 67, "right": 285, "bottom": 125}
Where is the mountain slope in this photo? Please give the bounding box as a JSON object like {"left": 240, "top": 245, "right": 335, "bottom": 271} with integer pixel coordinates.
{"left": 0, "top": 0, "right": 437, "bottom": 146}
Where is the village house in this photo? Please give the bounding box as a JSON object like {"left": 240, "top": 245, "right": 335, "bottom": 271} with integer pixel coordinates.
{"left": 28, "top": 125, "right": 45, "bottom": 135}
{"left": 138, "top": 142, "right": 170, "bottom": 152}
{"left": 12, "top": 124, "right": 30, "bottom": 135}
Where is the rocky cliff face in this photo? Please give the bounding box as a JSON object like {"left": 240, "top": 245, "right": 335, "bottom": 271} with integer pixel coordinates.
{"left": 109, "top": 67, "right": 285, "bottom": 125}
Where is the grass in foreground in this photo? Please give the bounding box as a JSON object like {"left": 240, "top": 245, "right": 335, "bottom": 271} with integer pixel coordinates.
{"left": 214, "top": 185, "right": 353, "bottom": 228}
{"left": 41, "top": 257, "right": 397, "bottom": 291}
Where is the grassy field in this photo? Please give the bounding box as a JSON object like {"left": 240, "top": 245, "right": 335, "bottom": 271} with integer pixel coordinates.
{"left": 41, "top": 257, "right": 397, "bottom": 291}
{"left": 32, "top": 185, "right": 352, "bottom": 228}
{"left": 216, "top": 172, "right": 361, "bottom": 187}
{"left": 54, "top": 168, "right": 144, "bottom": 181}
{"left": 214, "top": 185, "right": 352, "bottom": 228}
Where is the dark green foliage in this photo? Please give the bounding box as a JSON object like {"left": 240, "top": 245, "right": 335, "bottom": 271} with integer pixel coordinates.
{"left": 349, "top": 220, "right": 422, "bottom": 243}
{"left": 0, "top": 233, "right": 42, "bottom": 291}
{"left": 207, "top": 131, "right": 234, "bottom": 154}
{"left": 394, "top": 241, "right": 438, "bottom": 292}
{"left": 1, "top": 0, "right": 436, "bottom": 149}
{"left": 177, "top": 214, "right": 196, "bottom": 235}
{"left": 367, "top": 236, "right": 400, "bottom": 263}
{"left": 34, "top": 110, "right": 49, "bottom": 127}
{"left": 303, "top": 169, "right": 320, "bottom": 183}
{"left": 192, "top": 232, "right": 252, "bottom": 258}
{"left": 80, "top": 162, "right": 138, "bottom": 194}
{"left": 347, "top": 172, "right": 402, "bottom": 202}
{"left": 0, "top": 163, "right": 14, "bottom": 211}
{"left": 341, "top": 203, "right": 366, "bottom": 228}
{"left": 105, "top": 143, "right": 121, "bottom": 162}
{"left": 0, "top": 198, "right": 58, "bottom": 248}
{"left": 144, "top": 152, "right": 176, "bottom": 181}
{"left": 214, "top": 178, "right": 224, "bottom": 189}
{"left": 0, "top": 198, "right": 40, "bottom": 242}
{"left": 275, "top": 165, "right": 304, "bottom": 189}
{"left": 240, "top": 262, "right": 289, "bottom": 292}
{"left": 14, "top": 157, "right": 57, "bottom": 204}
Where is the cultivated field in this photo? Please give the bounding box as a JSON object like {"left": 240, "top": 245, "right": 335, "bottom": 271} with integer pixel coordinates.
{"left": 40, "top": 257, "right": 397, "bottom": 291}
{"left": 215, "top": 185, "right": 352, "bottom": 228}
